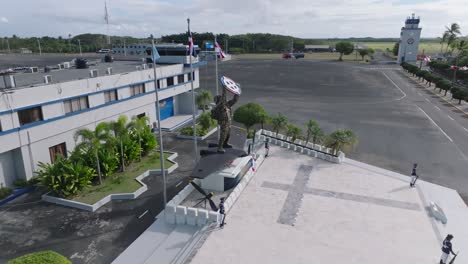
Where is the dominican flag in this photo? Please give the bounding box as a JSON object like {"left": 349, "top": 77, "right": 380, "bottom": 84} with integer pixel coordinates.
{"left": 215, "top": 41, "right": 226, "bottom": 59}
{"left": 187, "top": 32, "right": 197, "bottom": 57}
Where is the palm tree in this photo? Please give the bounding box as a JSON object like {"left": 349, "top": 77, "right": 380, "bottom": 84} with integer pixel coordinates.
{"left": 305, "top": 120, "right": 323, "bottom": 145}
{"left": 270, "top": 113, "right": 288, "bottom": 137}
{"left": 110, "top": 116, "right": 129, "bottom": 172}
{"left": 444, "top": 23, "right": 461, "bottom": 55}
{"left": 74, "top": 122, "right": 111, "bottom": 184}
{"left": 325, "top": 129, "right": 358, "bottom": 155}
{"left": 286, "top": 123, "right": 302, "bottom": 142}
{"left": 196, "top": 90, "right": 213, "bottom": 112}
{"left": 440, "top": 32, "right": 450, "bottom": 54}
{"left": 127, "top": 115, "right": 149, "bottom": 161}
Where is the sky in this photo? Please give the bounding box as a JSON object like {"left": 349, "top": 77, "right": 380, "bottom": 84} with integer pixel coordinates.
{"left": 0, "top": 0, "right": 466, "bottom": 39}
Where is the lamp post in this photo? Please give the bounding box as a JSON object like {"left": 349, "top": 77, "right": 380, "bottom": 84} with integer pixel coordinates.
{"left": 78, "top": 39, "right": 82, "bottom": 56}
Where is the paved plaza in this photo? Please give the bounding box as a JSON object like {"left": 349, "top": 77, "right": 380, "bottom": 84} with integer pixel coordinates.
{"left": 190, "top": 146, "right": 467, "bottom": 264}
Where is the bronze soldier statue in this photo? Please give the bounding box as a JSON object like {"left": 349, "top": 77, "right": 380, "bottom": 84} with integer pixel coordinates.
{"left": 211, "top": 80, "right": 240, "bottom": 153}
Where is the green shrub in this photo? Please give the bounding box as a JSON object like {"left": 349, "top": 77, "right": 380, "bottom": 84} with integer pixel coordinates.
{"left": 122, "top": 137, "right": 141, "bottom": 165}
{"left": 139, "top": 130, "right": 157, "bottom": 156}
{"left": 36, "top": 157, "right": 95, "bottom": 198}
{"left": 180, "top": 126, "right": 207, "bottom": 137}
{"left": 13, "top": 179, "right": 28, "bottom": 188}
{"left": 7, "top": 250, "right": 71, "bottom": 264}
{"left": 198, "top": 112, "right": 216, "bottom": 131}
{"left": 0, "top": 187, "right": 13, "bottom": 200}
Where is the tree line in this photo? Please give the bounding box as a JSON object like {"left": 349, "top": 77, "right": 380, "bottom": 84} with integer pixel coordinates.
{"left": 232, "top": 103, "right": 357, "bottom": 154}
{"left": 402, "top": 62, "right": 468, "bottom": 104}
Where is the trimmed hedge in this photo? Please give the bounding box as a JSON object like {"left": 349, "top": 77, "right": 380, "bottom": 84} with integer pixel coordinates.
{"left": 7, "top": 251, "right": 71, "bottom": 264}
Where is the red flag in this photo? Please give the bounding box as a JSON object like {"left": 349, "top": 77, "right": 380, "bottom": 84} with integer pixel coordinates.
{"left": 188, "top": 32, "right": 195, "bottom": 56}
{"left": 215, "top": 41, "right": 226, "bottom": 59}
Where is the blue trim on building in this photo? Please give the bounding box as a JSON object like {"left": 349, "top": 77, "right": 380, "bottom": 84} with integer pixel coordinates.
{"left": 0, "top": 80, "right": 196, "bottom": 136}
{"left": 184, "top": 61, "right": 207, "bottom": 67}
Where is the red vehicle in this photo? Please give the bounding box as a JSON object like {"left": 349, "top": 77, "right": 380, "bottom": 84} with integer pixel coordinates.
{"left": 282, "top": 53, "right": 294, "bottom": 59}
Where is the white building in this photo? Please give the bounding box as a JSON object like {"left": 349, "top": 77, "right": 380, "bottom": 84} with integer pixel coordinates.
{"left": 398, "top": 14, "right": 422, "bottom": 64}
{"left": 0, "top": 54, "right": 204, "bottom": 187}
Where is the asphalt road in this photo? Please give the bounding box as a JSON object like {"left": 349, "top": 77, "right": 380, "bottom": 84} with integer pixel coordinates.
{"left": 201, "top": 58, "right": 468, "bottom": 202}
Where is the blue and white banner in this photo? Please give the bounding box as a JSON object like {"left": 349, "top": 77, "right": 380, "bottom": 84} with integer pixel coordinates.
{"left": 205, "top": 42, "right": 214, "bottom": 49}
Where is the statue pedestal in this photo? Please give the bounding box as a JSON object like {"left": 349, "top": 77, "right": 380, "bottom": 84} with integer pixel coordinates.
{"left": 200, "top": 155, "right": 252, "bottom": 192}
{"left": 192, "top": 148, "right": 251, "bottom": 192}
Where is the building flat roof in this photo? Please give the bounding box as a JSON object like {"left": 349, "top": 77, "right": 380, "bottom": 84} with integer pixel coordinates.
{"left": 0, "top": 59, "right": 162, "bottom": 89}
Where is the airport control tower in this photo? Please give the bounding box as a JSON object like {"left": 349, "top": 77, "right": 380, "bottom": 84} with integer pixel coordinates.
{"left": 397, "top": 13, "right": 422, "bottom": 64}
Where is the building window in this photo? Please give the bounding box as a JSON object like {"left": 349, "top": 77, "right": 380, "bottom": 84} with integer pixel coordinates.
{"left": 177, "top": 74, "right": 184, "bottom": 84}
{"left": 18, "top": 106, "right": 43, "bottom": 126}
{"left": 192, "top": 72, "right": 196, "bottom": 81}
{"left": 104, "top": 89, "right": 118, "bottom": 103}
{"left": 157, "top": 80, "right": 161, "bottom": 89}
{"left": 130, "top": 83, "right": 146, "bottom": 96}
{"left": 49, "top": 142, "right": 67, "bottom": 163}
{"left": 167, "top": 77, "right": 174, "bottom": 87}
{"left": 187, "top": 73, "right": 192, "bottom": 81}
{"left": 0, "top": 120, "right": 2, "bottom": 132}
{"left": 64, "top": 96, "right": 89, "bottom": 114}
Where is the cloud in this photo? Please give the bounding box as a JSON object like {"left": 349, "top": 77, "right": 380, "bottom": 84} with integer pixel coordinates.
{"left": 0, "top": 0, "right": 466, "bottom": 38}
{"left": 1, "top": 17, "right": 8, "bottom": 23}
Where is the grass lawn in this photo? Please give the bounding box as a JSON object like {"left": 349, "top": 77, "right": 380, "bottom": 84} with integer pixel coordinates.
{"left": 234, "top": 53, "right": 369, "bottom": 63}
{"left": 360, "top": 41, "right": 441, "bottom": 55}
{"left": 71, "top": 152, "right": 174, "bottom": 204}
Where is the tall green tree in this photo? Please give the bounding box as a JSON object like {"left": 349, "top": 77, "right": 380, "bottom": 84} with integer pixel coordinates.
{"left": 270, "top": 113, "right": 288, "bottom": 137}
{"left": 196, "top": 90, "right": 213, "bottom": 112}
{"left": 74, "top": 123, "right": 111, "bottom": 184}
{"left": 305, "top": 120, "right": 323, "bottom": 145}
{"left": 233, "top": 103, "right": 267, "bottom": 135}
{"left": 444, "top": 23, "right": 461, "bottom": 55}
{"left": 392, "top": 42, "right": 399, "bottom": 56}
{"left": 110, "top": 116, "right": 129, "bottom": 172}
{"left": 335, "top": 42, "right": 355, "bottom": 61}
{"left": 127, "top": 116, "right": 148, "bottom": 161}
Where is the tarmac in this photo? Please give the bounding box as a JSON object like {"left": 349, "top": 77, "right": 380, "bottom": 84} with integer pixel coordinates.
{"left": 112, "top": 144, "right": 468, "bottom": 264}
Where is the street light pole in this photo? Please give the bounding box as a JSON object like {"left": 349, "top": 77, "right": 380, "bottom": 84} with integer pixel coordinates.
{"left": 78, "top": 39, "right": 82, "bottom": 56}
{"left": 37, "top": 39, "right": 42, "bottom": 56}
{"left": 151, "top": 38, "right": 167, "bottom": 210}
{"left": 188, "top": 18, "right": 198, "bottom": 163}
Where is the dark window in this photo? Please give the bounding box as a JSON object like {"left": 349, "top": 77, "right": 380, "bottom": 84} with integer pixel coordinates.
{"left": 49, "top": 142, "right": 67, "bottom": 163}
{"left": 130, "top": 83, "right": 146, "bottom": 96}
{"left": 0, "top": 120, "right": 2, "bottom": 132}
{"left": 137, "top": 113, "right": 146, "bottom": 119}
{"left": 18, "top": 106, "right": 43, "bottom": 126}
{"left": 177, "top": 74, "right": 184, "bottom": 84}
{"left": 64, "top": 96, "right": 89, "bottom": 114}
{"left": 192, "top": 72, "right": 196, "bottom": 81}
{"left": 167, "top": 77, "right": 174, "bottom": 86}
{"left": 187, "top": 73, "right": 192, "bottom": 81}
{"left": 104, "top": 90, "right": 118, "bottom": 103}
{"left": 157, "top": 80, "right": 161, "bottom": 89}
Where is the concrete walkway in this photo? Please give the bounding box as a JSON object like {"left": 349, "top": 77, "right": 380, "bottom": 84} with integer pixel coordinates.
{"left": 190, "top": 146, "right": 468, "bottom": 264}
{"left": 113, "top": 145, "right": 468, "bottom": 264}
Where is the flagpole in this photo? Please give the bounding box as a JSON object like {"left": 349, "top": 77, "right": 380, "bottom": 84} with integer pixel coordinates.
{"left": 214, "top": 35, "right": 220, "bottom": 142}
{"left": 152, "top": 38, "right": 167, "bottom": 210}
{"left": 188, "top": 18, "right": 198, "bottom": 163}
{"left": 215, "top": 35, "right": 219, "bottom": 96}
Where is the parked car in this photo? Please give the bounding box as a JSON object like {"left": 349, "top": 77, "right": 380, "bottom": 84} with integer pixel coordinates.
{"left": 282, "top": 53, "right": 304, "bottom": 59}
{"left": 96, "top": 49, "right": 111, "bottom": 54}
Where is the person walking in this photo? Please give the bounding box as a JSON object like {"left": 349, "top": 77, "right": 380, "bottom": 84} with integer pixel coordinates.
{"left": 440, "top": 234, "right": 457, "bottom": 264}
{"left": 265, "top": 138, "right": 270, "bottom": 157}
{"left": 219, "top": 197, "right": 226, "bottom": 228}
{"left": 410, "top": 163, "right": 419, "bottom": 187}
